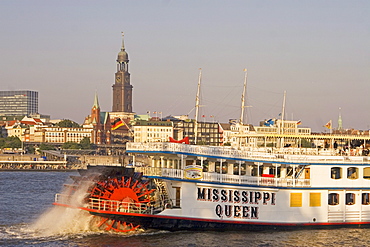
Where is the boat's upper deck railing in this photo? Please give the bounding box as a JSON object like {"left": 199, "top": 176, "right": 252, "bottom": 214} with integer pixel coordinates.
{"left": 135, "top": 167, "right": 310, "bottom": 188}
{"left": 127, "top": 142, "right": 370, "bottom": 164}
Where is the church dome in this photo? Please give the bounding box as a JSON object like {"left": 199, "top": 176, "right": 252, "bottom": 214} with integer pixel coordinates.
{"left": 117, "top": 50, "right": 129, "bottom": 62}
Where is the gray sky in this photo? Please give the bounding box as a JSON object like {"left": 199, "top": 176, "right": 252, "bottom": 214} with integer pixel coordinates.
{"left": 0, "top": 1, "right": 369, "bottom": 131}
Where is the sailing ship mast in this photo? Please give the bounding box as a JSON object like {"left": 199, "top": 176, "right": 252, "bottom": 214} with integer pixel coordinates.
{"left": 240, "top": 69, "right": 248, "bottom": 125}
{"left": 194, "top": 68, "right": 202, "bottom": 144}
{"left": 280, "top": 90, "right": 287, "bottom": 147}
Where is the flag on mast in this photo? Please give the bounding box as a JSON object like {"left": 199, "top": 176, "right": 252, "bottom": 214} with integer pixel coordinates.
{"left": 111, "top": 118, "right": 125, "bottom": 130}
{"left": 324, "top": 120, "right": 332, "bottom": 129}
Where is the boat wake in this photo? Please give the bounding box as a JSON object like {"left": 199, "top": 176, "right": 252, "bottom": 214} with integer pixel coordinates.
{"left": 31, "top": 206, "right": 95, "bottom": 236}
{"left": 1, "top": 205, "right": 149, "bottom": 246}
{"left": 1, "top": 176, "right": 150, "bottom": 246}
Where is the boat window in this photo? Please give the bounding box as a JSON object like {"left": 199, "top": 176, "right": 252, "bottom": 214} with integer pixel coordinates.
{"left": 331, "top": 167, "right": 342, "bottom": 179}
{"left": 215, "top": 162, "right": 220, "bottom": 173}
{"left": 222, "top": 162, "right": 228, "bottom": 174}
{"left": 346, "top": 193, "right": 355, "bottom": 205}
{"left": 202, "top": 160, "right": 209, "bottom": 172}
{"left": 362, "top": 193, "right": 370, "bottom": 205}
{"left": 241, "top": 163, "right": 247, "bottom": 175}
{"left": 233, "top": 163, "right": 238, "bottom": 175}
{"left": 270, "top": 166, "right": 281, "bottom": 178}
{"left": 363, "top": 168, "right": 370, "bottom": 180}
{"left": 186, "top": 160, "right": 194, "bottom": 166}
{"left": 251, "top": 165, "right": 259, "bottom": 176}
{"left": 259, "top": 165, "right": 264, "bottom": 176}
{"left": 347, "top": 167, "right": 358, "bottom": 179}
{"left": 215, "top": 162, "right": 228, "bottom": 174}
{"left": 233, "top": 163, "right": 246, "bottom": 175}
{"left": 328, "top": 193, "right": 339, "bottom": 205}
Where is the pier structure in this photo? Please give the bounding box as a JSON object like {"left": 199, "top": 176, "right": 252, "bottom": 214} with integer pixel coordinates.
{"left": 0, "top": 160, "right": 73, "bottom": 170}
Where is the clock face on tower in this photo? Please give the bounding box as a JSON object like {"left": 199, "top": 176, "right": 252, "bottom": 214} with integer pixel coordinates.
{"left": 116, "top": 75, "right": 121, "bottom": 82}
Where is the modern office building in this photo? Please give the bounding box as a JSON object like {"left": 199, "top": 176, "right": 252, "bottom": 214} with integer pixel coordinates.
{"left": 0, "top": 90, "right": 38, "bottom": 116}
{"left": 174, "top": 120, "right": 223, "bottom": 146}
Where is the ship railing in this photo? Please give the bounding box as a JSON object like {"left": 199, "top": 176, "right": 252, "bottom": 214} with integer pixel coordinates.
{"left": 162, "top": 168, "right": 184, "bottom": 178}
{"left": 201, "top": 172, "right": 310, "bottom": 187}
{"left": 135, "top": 166, "right": 183, "bottom": 179}
{"left": 54, "top": 193, "right": 169, "bottom": 215}
{"left": 54, "top": 193, "right": 72, "bottom": 204}
{"left": 127, "top": 142, "right": 369, "bottom": 164}
{"left": 135, "top": 166, "right": 163, "bottom": 176}
{"left": 135, "top": 166, "right": 311, "bottom": 187}
{"left": 88, "top": 197, "right": 149, "bottom": 214}
{"left": 54, "top": 193, "right": 90, "bottom": 207}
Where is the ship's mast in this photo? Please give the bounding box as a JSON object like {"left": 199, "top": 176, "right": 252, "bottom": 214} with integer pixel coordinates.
{"left": 194, "top": 68, "right": 202, "bottom": 145}
{"left": 280, "top": 90, "right": 287, "bottom": 147}
{"left": 240, "top": 69, "right": 247, "bottom": 125}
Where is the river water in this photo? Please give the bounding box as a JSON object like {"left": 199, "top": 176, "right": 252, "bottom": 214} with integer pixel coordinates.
{"left": 1, "top": 171, "right": 370, "bottom": 247}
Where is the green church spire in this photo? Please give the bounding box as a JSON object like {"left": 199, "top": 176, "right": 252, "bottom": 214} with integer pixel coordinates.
{"left": 93, "top": 91, "right": 100, "bottom": 109}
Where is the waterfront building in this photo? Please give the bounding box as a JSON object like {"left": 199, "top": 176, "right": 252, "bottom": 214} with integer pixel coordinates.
{"left": 174, "top": 120, "right": 223, "bottom": 146}
{"left": 219, "top": 122, "right": 256, "bottom": 145}
{"left": 228, "top": 119, "right": 312, "bottom": 148}
{"left": 4, "top": 116, "right": 44, "bottom": 141}
{"left": 32, "top": 126, "right": 93, "bottom": 143}
{"left": 133, "top": 120, "right": 173, "bottom": 143}
{"left": 6, "top": 124, "right": 28, "bottom": 141}
{"left": 0, "top": 90, "right": 38, "bottom": 116}
{"left": 4, "top": 117, "right": 94, "bottom": 144}
{"left": 255, "top": 119, "right": 311, "bottom": 135}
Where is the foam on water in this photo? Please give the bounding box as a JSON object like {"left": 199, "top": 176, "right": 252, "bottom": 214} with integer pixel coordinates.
{"left": 30, "top": 206, "right": 95, "bottom": 236}
{"left": 0, "top": 171, "right": 156, "bottom": 246}
{"left": 28, "top": 176, "right": 99, "bottom": 237}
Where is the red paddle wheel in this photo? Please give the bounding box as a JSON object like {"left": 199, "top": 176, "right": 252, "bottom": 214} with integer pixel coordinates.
{"left": 88, "top": 175, "right": 155, "bottom": 232}
{"left": 94, "top": 216, "right": 141, "bottom": 233}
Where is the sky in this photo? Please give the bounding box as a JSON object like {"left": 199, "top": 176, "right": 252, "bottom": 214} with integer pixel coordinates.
{"left": 0, "top": 1, "right": 369, "bottom": 131}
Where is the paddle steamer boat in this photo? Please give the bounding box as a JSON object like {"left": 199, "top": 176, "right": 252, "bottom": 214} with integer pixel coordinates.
{"left": 54, "top": 132, "right": 370, "bottom": 231}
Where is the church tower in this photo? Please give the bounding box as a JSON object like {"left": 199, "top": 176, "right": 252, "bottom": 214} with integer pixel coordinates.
{"left": 91, "top": 91, "right": 101, "bottom": 126}
{"left": 86, "top": 92, "right": 112, "bottom": 145}
{"left": 112, "top": 33, "right": 133, "bottom": 113}
{"left": 338, "top": 107, "right": 343, "bottom": 130}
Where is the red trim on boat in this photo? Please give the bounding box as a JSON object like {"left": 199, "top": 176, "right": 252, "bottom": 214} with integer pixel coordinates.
{"left": 53, "top": 202, "right": 370, "bottom": 227}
